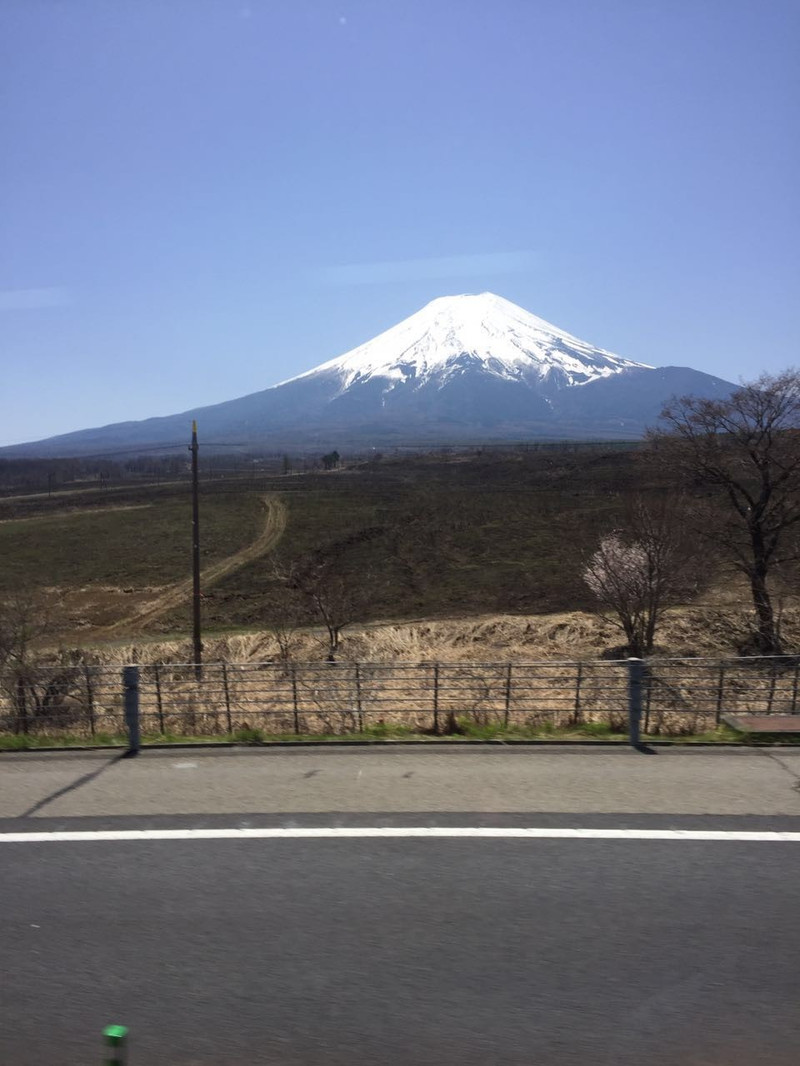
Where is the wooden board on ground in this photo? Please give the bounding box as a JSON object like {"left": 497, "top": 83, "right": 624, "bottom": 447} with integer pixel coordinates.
{"left": 722, "top": 714, "right": 800, "bottom": 734}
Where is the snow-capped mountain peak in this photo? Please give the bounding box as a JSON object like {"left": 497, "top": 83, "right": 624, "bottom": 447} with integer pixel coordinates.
{"left": 3, "top": 290, "right": 737, "bottom": 456}
{"left": 284, "top": 292, "right": 652, "bottom": 394}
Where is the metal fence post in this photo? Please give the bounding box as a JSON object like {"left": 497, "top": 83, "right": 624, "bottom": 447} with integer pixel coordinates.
{"left": 433, "top": 663, "right": 440, "bottom": 735}
{"left": 355, "top": 663, "right": 364, "bottom": 732}
{"left": 291, "top": 663, "right": 300, "bottom": 734}
{"left": 627, "top": 658, "right": 644, "bottom": 750}
{"left": 84, "top": 664, "right": 96, "bottom": 738}
{"left": 573, "top": 661, "right": 583, "bottom": 726}
{"left": 766, "top": 659, "right": 778, "bottom": 713}
{"left": 123, "top": 666, "right": 140, "bottom": 755}
{"left": 222, "top": 662, "right": 233, "bottom": 734}
{"left": 715, "top": 661, "right": 726, "bottom": 724}
{"left": 15, "top": 674, "right": 29, "bottom": 735}
{"left": 154, "top": 662, "right": 165, "bottom": 734}
{"left": 504, "top": 663, "right": 513, "bottom": 728}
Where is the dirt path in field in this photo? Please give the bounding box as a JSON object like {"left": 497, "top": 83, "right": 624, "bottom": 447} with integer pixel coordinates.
{"left": 0, "top": 503, "right": 153, "bottom": 525}
{"left": 99, "top": 495, "right": 287, "bottom": 636}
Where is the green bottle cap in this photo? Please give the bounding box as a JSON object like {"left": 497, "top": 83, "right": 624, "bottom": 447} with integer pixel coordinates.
{"left": 103, "top": 1024, "right": 128, "bottom": 1045}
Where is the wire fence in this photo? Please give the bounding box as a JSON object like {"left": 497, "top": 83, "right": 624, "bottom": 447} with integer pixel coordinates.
{"left": 0, "top": 662, "right": 126, "bottom": 741}
{"left": 1, "top": 655, "right": 798, "bottom": 745}
{"left": 135, "top": 660, "right": 631, "bottom": 738}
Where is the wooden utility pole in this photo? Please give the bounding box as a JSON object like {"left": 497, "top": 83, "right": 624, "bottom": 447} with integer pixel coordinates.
{"left": 190, "top": 420, "right": 202, "bottom": 676}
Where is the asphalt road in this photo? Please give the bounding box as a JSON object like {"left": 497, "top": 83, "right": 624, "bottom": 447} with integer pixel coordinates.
{"left": 2, "top": 745, "right": 800, "bottom": 818}
{"left": 2, "top": 833, "right": 799, "bottom": 1065}
{"left": 2, "top": 747, "right": 799, "bottom": 1063}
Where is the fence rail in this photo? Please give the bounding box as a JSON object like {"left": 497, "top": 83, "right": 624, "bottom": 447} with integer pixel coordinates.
{"left": 1, "top": 655, "right": 798, "bottom": 748}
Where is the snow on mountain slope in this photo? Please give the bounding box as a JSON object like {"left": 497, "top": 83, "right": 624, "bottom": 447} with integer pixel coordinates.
{"left": 283, "top": 292, "right": 652, "bottom": 395}
{"left": 1, "top": 291, "right": 735, "bottom": 456}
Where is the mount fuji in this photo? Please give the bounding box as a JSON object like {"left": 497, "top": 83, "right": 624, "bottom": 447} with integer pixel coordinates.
{"left": 4, "top": 293, "right": 733, "bottom": 455}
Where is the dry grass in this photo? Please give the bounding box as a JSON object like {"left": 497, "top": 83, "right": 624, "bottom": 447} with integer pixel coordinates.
{"left": 67, "top": 598, "right": 800, "bottom": 668}
{"left": 4, "top": 597, "right": 798, "bottom": 743}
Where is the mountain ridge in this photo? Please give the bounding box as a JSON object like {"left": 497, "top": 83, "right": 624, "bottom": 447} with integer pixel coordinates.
{"left": 2, "top": 293, "right": 734, "bottom": 456}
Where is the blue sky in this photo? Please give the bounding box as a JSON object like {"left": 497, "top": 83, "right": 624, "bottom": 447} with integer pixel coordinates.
{"left": 1, "top": 0, "right": 798, "bottom": 446}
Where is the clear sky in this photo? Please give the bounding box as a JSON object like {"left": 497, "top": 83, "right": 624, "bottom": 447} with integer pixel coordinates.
{"left": 1, "top": 0, "right": 798, "bottom": 446}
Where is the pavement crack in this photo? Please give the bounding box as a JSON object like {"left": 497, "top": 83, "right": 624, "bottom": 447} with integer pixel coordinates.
{"left": 761, "top": 750, "right": 800, "bottom": 789}
{"left": 21, "top": 754, "right": 126, "bottom": 818}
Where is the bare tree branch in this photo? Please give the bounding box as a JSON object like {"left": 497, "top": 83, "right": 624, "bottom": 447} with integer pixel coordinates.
{"left": 583, "top": 496, "right": 692, "bottom": 657}
{"left": 649, "top": 368, "right": 800, "bottom": 654}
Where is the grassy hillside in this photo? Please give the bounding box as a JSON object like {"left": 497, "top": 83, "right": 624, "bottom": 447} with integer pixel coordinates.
{"left": 197, "top": 448, "right": 660, "bottom": 631}
{"left": 0, "top": 444, "right": 726, "bottom": 646}
{"left": 0, "top": 484, "right": 264, "bottom": 592}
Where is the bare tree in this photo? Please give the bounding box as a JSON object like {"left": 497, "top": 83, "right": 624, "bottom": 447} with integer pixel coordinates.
{"left": 583, "top": 498, "right": 689, "bottom": 657}
{"left": 0, "top": 591, "right": 81, "bottom": 735}
{"left": 651, "top": 370, "right": 800, "bottom": 654}
{"left": 288, "top": 560, "right": 360, "bottom": 663}
{"left": 263, "top": 558, "right": 306, "bottom": 669}
{"left": 267, "top": 525, "right": 384, "bottom": 664}
{"left": 267, "top": 552, "right": 362, "bottom": 663}
{"left": 0, "top": 590, "right": 51, "bottom": 672}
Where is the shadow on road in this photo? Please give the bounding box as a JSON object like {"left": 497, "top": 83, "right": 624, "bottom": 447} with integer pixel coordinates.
{"left": 21, "top": 752, "right": 127, "bottom": 817}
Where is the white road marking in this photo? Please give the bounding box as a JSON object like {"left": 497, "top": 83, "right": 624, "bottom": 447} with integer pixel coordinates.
{"left": 0, "top": 827, "right": 799, "bottom": 843}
